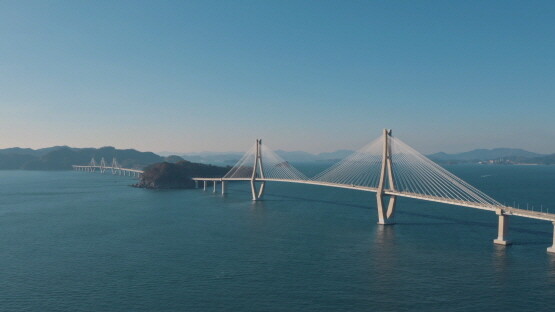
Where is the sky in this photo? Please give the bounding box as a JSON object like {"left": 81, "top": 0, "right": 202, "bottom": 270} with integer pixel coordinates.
{"left": 1, "top": 0, "right": 554, "bottom": 155}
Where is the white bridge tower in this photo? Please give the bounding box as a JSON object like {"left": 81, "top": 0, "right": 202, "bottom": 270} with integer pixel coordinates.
{"left": 376, "top": 129, "right": 397, "bottom": 225}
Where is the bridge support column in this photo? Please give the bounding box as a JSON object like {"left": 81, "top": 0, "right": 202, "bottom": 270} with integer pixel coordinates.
{"left": 547, "top": 222, "right": 555, "bottom": 254}
{"left": 494, "top": 209, "right": 511, "bottom": 246}
{"left": 250, "top": 181, "right": 258, "bottom": 201}
{"left": 377, "top": 195, "right": 396, "bottom": 225}
{"left": 195, "top": 180, "right": 199, "bottom": 189}
{"left": 221, "top": 181, "right": 227, "bottom": 195}
{"left": 256, "top": 182, "right": 266, "bottom": 200}
{"left": 213, "top": 181, "right": 217, "bottom": 193}
{"left": 203, "top": 181, "right": 207, "bottom": 191}
{"left": 250, "top": 139, "right": 266, "bottom": 201}
{"left": 386, "top": 195, "right": 397, "bottom": 222}
{"left": 376, "top": 129, "right": 396, "bottom": 225}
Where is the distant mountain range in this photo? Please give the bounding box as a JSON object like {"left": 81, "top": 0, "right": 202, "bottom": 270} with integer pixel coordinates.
{"left": 1, "top": 146, "right": 554, "bottom": 170}
{"left": 428, "top": 148, "right": 542, "bottom": 161}
{"left": 180, "top": 148, "right": 555, "bottom": 165}
{"left": 179, "top": 149, "right": 355, "bottom": 165}
{"left": 0, "top": 146, "right": 183, "bottom": 170}
{"left": 427, "top": 148, "right": 555, "bottom": 165}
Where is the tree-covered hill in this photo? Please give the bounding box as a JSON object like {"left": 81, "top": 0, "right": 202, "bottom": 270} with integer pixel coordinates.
{"left": 0, "top": 146, "right": 165, "bottom": 170}
{"left": 134, "top": 161, "right": 230, "bottom": 189}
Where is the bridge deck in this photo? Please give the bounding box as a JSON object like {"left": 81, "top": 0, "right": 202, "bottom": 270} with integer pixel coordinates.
{"left": 72, "top": 165, "right": 144, "bottom": 173}
{"left": 192, "top": 177, "right": 555, "bottom": 222}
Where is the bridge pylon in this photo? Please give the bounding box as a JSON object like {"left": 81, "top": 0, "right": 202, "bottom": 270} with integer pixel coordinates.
{"left": 548, "top": 222, "right": 555, "bottom": 254}
{"left": 111, "top": 158, "right": 119, "bottom": 175}
{"left": 89, "top": 158, "right": 97, "bottom": 172}
{"left": 100, "top": 157, "right": 107, "bottom": 173}
{"left": 376, "top": 129, "right": 397, "bottom": 225}
{"left": 251, "top": 139, "right": 266, "bottom": 201}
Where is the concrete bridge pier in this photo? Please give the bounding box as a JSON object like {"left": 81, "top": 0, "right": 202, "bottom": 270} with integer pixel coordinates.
{"left": 213, "top": 181, "right": 217, "bottom": 193}
{"left": 195, "top": 180, "right": 199, "bottom": 189}
{"left": 221, "top": 181, "right": 227, "bottom": 195}
{"left": 548, "top": 222, "right": 555, "bottom": 254}
{"left": 203, "top": 181, "right": 207, "bottom": 191}
{"left": 494, "top": 209, "right": 511, "bottom": 246}
{"left": 249, "top": 139, "right": 266, "bottom": 201}
{"left": 376, "top": 129, "right": 396, "bottom": 225}
{"left": 376, "top": 194, "right": 396, "bottom": 225}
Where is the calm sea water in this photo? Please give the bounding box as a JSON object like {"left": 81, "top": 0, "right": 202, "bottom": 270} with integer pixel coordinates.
{"left": 1, "top": 165, "right": 555, "bottom": 311}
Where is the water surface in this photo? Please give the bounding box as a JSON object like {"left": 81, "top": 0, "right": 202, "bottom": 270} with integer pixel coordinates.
{"left": 0, "top": 166, "right": 554, "bottom": 311}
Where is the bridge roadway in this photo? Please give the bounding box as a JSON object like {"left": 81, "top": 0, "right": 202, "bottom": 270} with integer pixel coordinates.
{"left": 72, "top": 165, "right": 143, "bottom": 176}
{"left": 192, "top": 177, "right": 555, "bottom": 222}
{"left": 71, "top": 131, "right": 555, "bottom": 253}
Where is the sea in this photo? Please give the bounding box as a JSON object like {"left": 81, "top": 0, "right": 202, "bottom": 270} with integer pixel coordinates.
{"left": 1, "top": 164, "right": 555, "bottom": 311}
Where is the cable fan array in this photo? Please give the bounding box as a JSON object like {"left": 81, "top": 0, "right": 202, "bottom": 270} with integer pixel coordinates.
{"left": 388, "top": 136, "right": 500, "bottom": 207}
{"left": 258, "top": 144, "right": 309, "bottom": 180}
{"left": 223, "top": 144, "right": 257, "bottom": 179}
{"left": 223, "top": 142, "right": 308, "bottom": 181}
{"left": 312, "top": 136, "right": 383, "bottom": 188}
{"left": 222, "top": 135, "right": 501, "bottom": 208}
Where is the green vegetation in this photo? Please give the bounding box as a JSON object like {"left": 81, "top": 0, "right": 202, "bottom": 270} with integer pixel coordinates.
{"left": 0, "top": 146, "right": 163, "bottom": 170}
{"left": 134, "top": 161, "right": 229, "bottom": 189}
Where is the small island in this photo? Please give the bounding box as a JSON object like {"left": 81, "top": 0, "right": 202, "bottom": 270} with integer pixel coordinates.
{"left": 133, "top": 160, "right": 229, "bottom": 189}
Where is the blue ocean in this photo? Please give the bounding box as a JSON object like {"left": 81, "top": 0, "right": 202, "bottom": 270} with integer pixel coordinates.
{"left": 1, "top": 165, "right": 554, "bottom": 311}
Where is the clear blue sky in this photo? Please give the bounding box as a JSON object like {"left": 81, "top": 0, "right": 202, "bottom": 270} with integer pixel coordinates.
{"left": 1, "top": 0, "right": 554, "bottom": 154}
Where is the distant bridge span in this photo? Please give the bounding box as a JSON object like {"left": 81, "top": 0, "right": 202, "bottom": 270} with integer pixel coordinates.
{"left": 192, "top": 130, "right": 555, "bottom": 254}
{"left": 72, "top": 157, "right": 143, "bottom": 177}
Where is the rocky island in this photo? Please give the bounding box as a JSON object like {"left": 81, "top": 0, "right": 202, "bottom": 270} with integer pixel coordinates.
{"left": 134, "top": 160, "right": 229, "bottom": 189}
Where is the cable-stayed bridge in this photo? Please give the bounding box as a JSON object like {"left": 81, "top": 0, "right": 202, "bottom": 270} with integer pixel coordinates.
{"left": 193, "top": 129, "right": 555, "bottom": 254}
{"left": 72, "top": 157, "right": 143, "bottom": 177}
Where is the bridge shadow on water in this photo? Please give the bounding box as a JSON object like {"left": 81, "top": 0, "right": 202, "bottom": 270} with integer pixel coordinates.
{"left": 228, "top": 188, "right": 552, "bottom": 243}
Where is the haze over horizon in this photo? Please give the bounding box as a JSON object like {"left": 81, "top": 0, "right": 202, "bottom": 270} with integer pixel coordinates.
{"left": 1, "top": 1, "right": 554, "bottom": 154}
